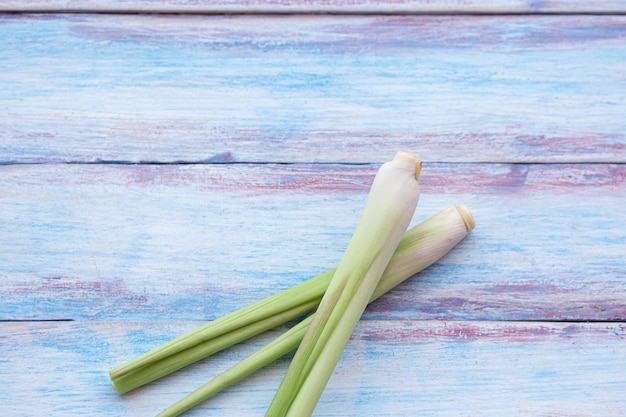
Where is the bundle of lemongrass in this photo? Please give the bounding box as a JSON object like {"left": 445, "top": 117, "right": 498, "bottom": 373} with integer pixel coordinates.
{"left": 109, "top": 152, "right": 475, "bottom": 417}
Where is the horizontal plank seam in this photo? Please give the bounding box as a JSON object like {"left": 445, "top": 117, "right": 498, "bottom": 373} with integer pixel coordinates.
{"left": 1, "top": 10, "right": 626, "bottom": 16}
{"left": 3, "top": 319, "right": 623, "bottom": 323}
{"left": 1, "top": 161, "right": 625, "bottom": 167}
{"left": 0, "top": 319, "right": 75, "bottom": 322}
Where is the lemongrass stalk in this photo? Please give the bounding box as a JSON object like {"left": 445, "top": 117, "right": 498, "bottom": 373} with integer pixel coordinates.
{"left": 157, "top": 205, "right": 474, "bottom": 417}
{"left": 111, "top": 298, "right": 320, "bottom": 394}
{"left": 109, "top": 269, "right": 333, "bottom": 382}
{"left": 112, "top": 203, "right": 475, "bottom": 396}
{"left": 109, "top": 152, "right": 413, "bottom": 392}
{"left": 266, "top": 152, "right": 422, "bottom": 417}
{"left": 156, "top": 318, "right": 311, "bottom": 417}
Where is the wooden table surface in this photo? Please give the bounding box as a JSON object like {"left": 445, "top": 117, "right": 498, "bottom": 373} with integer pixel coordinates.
{"left": 1, "top": 1, "right": 625, "bottom": 416}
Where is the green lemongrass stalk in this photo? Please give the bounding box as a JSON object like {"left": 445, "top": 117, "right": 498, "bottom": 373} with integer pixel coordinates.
{"left": 157, "top": 205, "right": 475, "bottom": 417}
{"left": 156, "top": 318, "right": 311, "bottom": 417}
{"left": 112, "top": 298, "right": 320, "bottom": 394}
{"left": 112, "top": 202, "right": 475, "bottom": 396}
{"left": 109, "top": 270, "right": 333, "bottom": 383}
{"left": 266, "top": 152, "right": 422, "bottom": 417}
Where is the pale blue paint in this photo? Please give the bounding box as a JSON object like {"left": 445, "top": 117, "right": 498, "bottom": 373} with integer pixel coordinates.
{"left": 1, "top": 9, "right": 625, "bottom": 417}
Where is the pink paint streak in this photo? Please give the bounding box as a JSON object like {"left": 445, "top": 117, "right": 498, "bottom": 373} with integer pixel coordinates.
{"left": 362, "top": 322, "right": 626, "bottom": 344}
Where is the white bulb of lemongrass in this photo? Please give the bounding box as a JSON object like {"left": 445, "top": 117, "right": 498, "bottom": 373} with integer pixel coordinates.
{"left": 265, "top": 152, "right": 422, "bottom": 417}
{"left": 156, "top": 205, "right": 474, "bottom": 417}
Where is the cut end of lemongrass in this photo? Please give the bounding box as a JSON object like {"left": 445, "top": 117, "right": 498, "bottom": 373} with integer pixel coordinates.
{"left": 454, "top": 205, "right": 475, "bottom": 232}
{"left": 389, "top": 151, "right": 421, "bottom": 181}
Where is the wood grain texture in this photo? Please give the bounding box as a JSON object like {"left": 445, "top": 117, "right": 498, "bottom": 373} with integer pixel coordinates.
{"left": 1, "top": 0, "right": 626, "bottom": 13}
{"left": 1, "top": 320, "right": 625, "bottom": 416}
{"left": 2, "top": 163, "right": 624, "bottom": 322}
{"left": 2, "top": 7, "right": 625, "bottom": 417}
{"left": 1, "top": 14, "right": 625, "bottom": 164}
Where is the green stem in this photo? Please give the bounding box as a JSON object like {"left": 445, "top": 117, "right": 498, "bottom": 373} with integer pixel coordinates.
{"left": 157, "top": 205, "right": 474, "bottom": 416}
{"left": 111, "top": 204, "right": 474, "bottom": 400}
{"left": 112, "top": 301, "right": 318, "bottom": 394}
{"left": 267, "top": 152, "right": 423, "bottom": 416}
{"left": 156, "top": 318, "right": 311, "bottom": 417}
{"left": 109, "top": 270, "right": 333, "bottom": 382}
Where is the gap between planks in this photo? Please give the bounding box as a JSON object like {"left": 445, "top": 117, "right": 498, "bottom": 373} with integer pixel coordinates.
{"left": 1, "top": 11, "right": 626, "bottom": 16}
{"left": 2, "top": 0, "right": 626, "bottom": 15}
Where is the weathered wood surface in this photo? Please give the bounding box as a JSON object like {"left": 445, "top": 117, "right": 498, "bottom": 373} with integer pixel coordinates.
{"left": 1, "top": 6, "right": 625, "bottom": 417}
{"left": 1, "top": 14, "right": 626, "bottom": 164}
{"left": 2, "top": 0, "right": 626, "bottom": 13}
{"left": 2, "top": 321, "right": 625, "bottom": 416}
{"left": 2, "top": 163, "right": 625, "bottom": 322}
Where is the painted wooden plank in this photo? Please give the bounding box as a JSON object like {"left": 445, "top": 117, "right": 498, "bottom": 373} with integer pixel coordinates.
{"left": 1, "top": 320, "right": 624, "bottom": 416}
{"left": 1, "top": 14, "right": 625, "bottom": 164}
{"left": 2, "top": 163, "right": 624, "bottom": 322}
{"left": 1, "top": 0, "right": 626, "bottom": 14}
